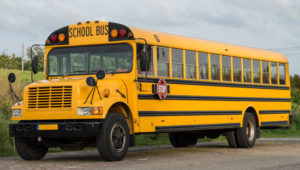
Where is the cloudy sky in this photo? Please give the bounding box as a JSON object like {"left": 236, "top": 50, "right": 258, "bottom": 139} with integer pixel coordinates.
{"left": 0, "top": 0, "right": 299, "bottom": 75}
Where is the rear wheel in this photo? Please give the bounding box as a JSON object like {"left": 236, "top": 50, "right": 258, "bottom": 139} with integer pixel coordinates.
{"left": 168, "top": 133, "right": 197, "bottom": 147}
{"left": 225, "top": 129, "right": 238, "bottom": 148}
{"left": 236, "top": 113, "right": 257, "bottom": 148}
{"left": 15, "top": 137, "right": 48, "bottom": 160}
{"left": 97, "top": 113, "right": 130, "bottom": 161}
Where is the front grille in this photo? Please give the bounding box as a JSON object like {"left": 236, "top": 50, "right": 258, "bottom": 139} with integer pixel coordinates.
{"left": 27, "top": 86, "right": 72, "bottom": 109}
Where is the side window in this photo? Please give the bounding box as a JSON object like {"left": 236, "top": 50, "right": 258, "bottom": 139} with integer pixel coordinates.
{"left": 198, "top": 52, "right": 208, "bottom": 80}
{"left": 253, "top": 60, "right": 261, "bottom": 83}
{"left": 271, "top": 62, "right": 278, "bottom": 84}
{"left": 279, "top": 63, "right": 286, "bottom": 85}
{"left": 222, "top": 55, "right": 231, "bottom": 81}
{"left": 172, "top": 48, "right": 183, "bottom": 78}
{"left": 185, "top": 50, "right": 196, "bottom": 79}
{"left": 262, "top": 61, "right": 269, "bottom": 84}
{"left": 211, "top": 54, "right": 220, "bottom": 81}
{"left": 137, "top": 44, "right": 154, "bottom": 75}
{"left": 157, "top": 46, "right": 169, "bottom": 77}
{"left": 243, "top": 58, "right": 251, "bottom": 83}
{"left": 233, "top": 57, "right": 241, "bottom": 82}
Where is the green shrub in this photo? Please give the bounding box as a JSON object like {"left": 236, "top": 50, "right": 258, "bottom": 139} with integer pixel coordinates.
{"left": 0, "top": 114, "right": 15, "bottom": 156}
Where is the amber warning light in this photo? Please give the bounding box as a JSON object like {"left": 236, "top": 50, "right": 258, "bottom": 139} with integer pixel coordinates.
{"left": 45, "top": 26, "right": 69, "bottom": 46}
{"left": 48, "top": 33, "right": 67, "bottom": 43}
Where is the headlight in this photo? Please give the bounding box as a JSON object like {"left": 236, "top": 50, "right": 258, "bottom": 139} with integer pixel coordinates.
{"left": 12, "top": 109, "right": 22, "bottom": 117}
{"left": 77, "top": 107, "right": 103, "bottom": 116}
{"left": 77, "top": 107, "right": 92, "bottom": 116}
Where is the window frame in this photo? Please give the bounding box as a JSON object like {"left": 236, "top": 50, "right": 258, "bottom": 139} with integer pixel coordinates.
{"left": 271, "top": 62, "right": 278, "bottom": 85}
{"left": 222, "top": 55, "right": 231, "bottom": 82}
{"left": 185, "top": 50, "right": 197, "bottom": 79}
{"left": 243, "top": 58, "right": 252, "bottom": 83}
{"left": 232, "top": 57, "right": 242, "bottom": 82}
{"left": 171, "top": 48, "right": 184, "bottom": 78}
{"left": 156, "top": 46, "right": 170, "bottom": 77}
{"left": 279, "top": 63, "right": 286, "bottom": 85}
{"left": 210, "top": 54, "right": 221, "bottom": 81}
{"left": 252, "top": 59, "right": 261, "bottom": 84}
{"left": 198, "top": 52, "right": 209, "bottom": 80}
{"left": 262, "top": 60, "right": 270, "bottom": 84}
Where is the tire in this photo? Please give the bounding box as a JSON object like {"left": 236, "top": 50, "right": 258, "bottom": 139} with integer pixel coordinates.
{"left": 168, "top": 133, "right": 197, "bottom": 147}
{"left": 169, "top": 133, "right": 182, "bottom": 147}
{"left": 236, "top": 113, "right": 257, "bottom": 148}
{"left": 97, "top": 113, "right": 130, "bottom": 161}
{"left": 15, "top": 137, "right": 48, "bottom": 160}
{"left": 225, "top": 129, "right": 239, "bottom": 148}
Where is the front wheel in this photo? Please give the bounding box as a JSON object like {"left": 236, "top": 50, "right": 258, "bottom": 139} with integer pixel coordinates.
{"left": 15, "top": 137, "right": 48, "bottom": 160}
{"left": 97, "top": 113, "right": 130, "bottom": 161}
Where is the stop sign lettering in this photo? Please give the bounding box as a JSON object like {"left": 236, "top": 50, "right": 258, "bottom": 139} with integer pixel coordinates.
{"left": 156, "top": 79, "right": 167, "bottom": 99}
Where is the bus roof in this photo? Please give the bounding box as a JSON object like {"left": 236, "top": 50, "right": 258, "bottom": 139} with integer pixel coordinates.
{"left": 46, "top": 21, "right": 288, "bottom": 63}
{"left": 129, "top": 26, "right": 288, "bottom": 63}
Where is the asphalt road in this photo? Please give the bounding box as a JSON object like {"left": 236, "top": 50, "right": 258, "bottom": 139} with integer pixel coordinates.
{"left": 1, "top": 139, "right": 300, "bottom": 170}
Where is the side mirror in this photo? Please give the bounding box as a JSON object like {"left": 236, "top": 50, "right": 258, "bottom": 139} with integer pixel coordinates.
{"left": 32, "top": 55, "right": 38, "bottom": 74}
{"left": 86, "top": 77, "right": 97, "bottom": 87}
{"left": 140, "top": 48, "right": 150, "bottom": 72}
{"left": 96, "top": 70, "right": 106, "bottom": 80}
{"left": 8, "top": 73, "right": 16, "bottom": 83}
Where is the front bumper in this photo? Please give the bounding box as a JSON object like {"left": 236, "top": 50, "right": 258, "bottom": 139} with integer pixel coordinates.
{"left": 9, "top": 120, "right": 103, "bottom": 138}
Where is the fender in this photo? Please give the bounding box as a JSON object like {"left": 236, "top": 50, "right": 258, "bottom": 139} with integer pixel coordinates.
{"left": 243, "top": 104, "right": 260, "bottom": 127}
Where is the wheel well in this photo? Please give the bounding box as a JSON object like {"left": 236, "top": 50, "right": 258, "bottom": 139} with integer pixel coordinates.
{"left": 107, "top": 102, "right": 134, "bottom": 134}
{"left": 245, "top": 107, "right": 259, "bottom": 127}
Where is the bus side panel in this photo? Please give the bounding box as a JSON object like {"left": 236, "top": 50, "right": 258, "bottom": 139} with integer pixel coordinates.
{"left": 137, "top": 82, "right": 291, "bottom": 133}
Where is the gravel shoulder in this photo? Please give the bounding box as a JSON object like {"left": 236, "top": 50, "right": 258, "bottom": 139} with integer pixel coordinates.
{"left": 1, "top": 139, "right": 300, "bottom": 170}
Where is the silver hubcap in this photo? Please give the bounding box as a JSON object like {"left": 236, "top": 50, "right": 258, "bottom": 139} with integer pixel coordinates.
{"left": 246, "top": 119, "right": 255, "bottom": 142}
{"left": 110, "top": 124, "right": 126, "bottom": 152}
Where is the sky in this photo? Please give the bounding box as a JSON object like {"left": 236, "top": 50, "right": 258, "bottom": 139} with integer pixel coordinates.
{"left": 0, "top": 0, "right": 299, "bottom": 75}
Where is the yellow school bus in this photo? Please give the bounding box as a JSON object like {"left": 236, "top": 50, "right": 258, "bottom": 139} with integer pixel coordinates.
{"left": 9, "top": 21, "right": 291, "bottom": 161}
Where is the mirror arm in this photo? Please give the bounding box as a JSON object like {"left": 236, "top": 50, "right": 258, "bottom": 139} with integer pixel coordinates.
{"left": 9, "top": 83, "right": 20, "bottom": 105}
{"left": 30, "top": 44, "right": 44, "bottom": 83}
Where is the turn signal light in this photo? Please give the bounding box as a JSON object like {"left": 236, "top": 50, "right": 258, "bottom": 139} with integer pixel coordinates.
{"left": 50, "top": 34, "right": 57, "bottom": 42}
{"left": 92, "top": 107, "right": 103, "bottom": 115}
{"left": 58, "top": 33, "right": 66, "bottom": 42}
{"left": 110, "top": 29, "right": 118, "bottom": 38}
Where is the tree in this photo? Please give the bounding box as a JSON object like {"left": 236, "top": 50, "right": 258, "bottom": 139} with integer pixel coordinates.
{"left": 291, "top": 74, "right": 300, "bottom": 88}
{"left": 0, "top": 53, "right": 10, "bottom": 69}
{"left": 26, "top": 46, "right": 44, "bottom": 72}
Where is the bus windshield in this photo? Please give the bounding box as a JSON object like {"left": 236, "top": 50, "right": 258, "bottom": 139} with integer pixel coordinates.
{"left": 47, "top": 44, "right": 133, "bottom": 76}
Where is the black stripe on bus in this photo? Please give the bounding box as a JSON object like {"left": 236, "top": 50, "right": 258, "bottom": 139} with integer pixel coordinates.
{"left": 259, "top": 110, "right": 291, "bottom": 114}
{"left": 155, "top": 123, "right": 241, "bottom": 133}
{"left": 137, "top": 77, "right": 289, "bottom": 90}
{"left": 139, "top": 110, "right": 242, "bottom": 116}
{"left": 138, "top": 94, "right": 291, "bottom": 102}
{"left": 261, "top": 121, "right": 288, "bottom": 126}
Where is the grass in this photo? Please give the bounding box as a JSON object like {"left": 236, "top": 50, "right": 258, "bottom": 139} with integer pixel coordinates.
{"left": 0, "top": 69, "right": 45, "bottom": 156}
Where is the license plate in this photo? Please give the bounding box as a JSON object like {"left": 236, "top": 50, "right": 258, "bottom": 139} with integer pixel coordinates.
{"left": 37, "top": 124, "right": 58, "bottom": 131}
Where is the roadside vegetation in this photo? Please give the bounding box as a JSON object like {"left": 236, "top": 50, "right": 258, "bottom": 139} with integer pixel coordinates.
{"left": 1, "top": 51, "right": 300, "bottom": 156}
